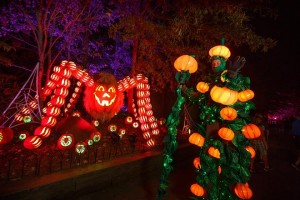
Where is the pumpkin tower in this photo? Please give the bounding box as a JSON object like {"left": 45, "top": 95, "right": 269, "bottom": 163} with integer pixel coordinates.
{"left": 157, "top": 40, "right": 257, "bottom": 200}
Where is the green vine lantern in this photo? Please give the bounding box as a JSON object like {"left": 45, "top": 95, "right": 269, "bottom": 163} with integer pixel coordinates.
{"left": 157, "top": 42, "right": 257, "bottom": 200}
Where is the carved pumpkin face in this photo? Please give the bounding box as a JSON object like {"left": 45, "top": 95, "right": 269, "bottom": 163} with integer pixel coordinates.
{"left": 83, "top": 72, "right": 124, "bottom": 123}
{"left": 93, "top": 85, "right": 117, "bottom": 106}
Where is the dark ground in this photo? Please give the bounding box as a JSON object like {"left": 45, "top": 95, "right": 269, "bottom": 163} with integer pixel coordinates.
{"left": 75, "top": 128, "right": 300, "bottom": 200}
{"left": 1, "top": 127, "right": 299, "bottom": 200}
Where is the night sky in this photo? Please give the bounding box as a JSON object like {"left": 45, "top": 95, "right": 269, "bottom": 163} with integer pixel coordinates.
{"left": 242, "top": 0, "right": 300, "bottom": 117}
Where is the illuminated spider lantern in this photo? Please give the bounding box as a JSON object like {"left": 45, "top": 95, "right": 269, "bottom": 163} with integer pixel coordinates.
{"left": 20, "top": 61, "right": 159, "bottom": 151}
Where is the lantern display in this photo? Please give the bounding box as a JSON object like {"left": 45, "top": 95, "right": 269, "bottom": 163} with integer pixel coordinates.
{"left": 58, "top": 78, "right": 71, "bottom": 87}
{"left": 29, "top": 100, "right": 38, "bottom": 109}
{"left": 220, "top": 107, "right": 237, "bottom": 120}
{"left": 0, "top": 127, "right": 14, "bottom": 144}
{"left": 241, "top": 124, "right": 261, "bottom": 139}
{"left": 190, "top": 183, "right": 205, "bottom": 197}
{"left": 34, "top": 126, "right": 51, "bottom": 138}
{"left": 23, "top": 116, "right": 32, "bottom": 123}
{"left": 196, "top": 82, "right": 209, "bottom": 93}
{"left": 174, "top": 55, "right": 198, "bottom": 73}
{"left": 83, "top": 72, "right": 124, "bottom": 123}
{"left": 18, "top": 131, "right": 29, "bottom": 141}
{"left": 218, "top": 127, "right": 235, "bottom": 141}
{"left": 141, "top": 123, "right": 150, "bottom": 131}
{"left": 23, "top": 136, "right": 42, "bottom": 149}
{"left": 75, "top": 142, "right": 87, "bottom": 154}
{"left": 189, "top": 133, "right": 205, "bottom": 147}
{"left": 14, "top": 113, "right": 23, "bottom": 122}
{"left": 57, "top": 133, "right": 75, "bottom": 150}
{"left": 146, "top": 138, "right": 156, "bottom": 147}
{"left": 143, "top": 131, "right": 151, "bottom": 140}
{"left": 125, "top": 116, "right": 133, "bottom": 124}
{"left": 86, "top": 139, "right": 93, "bottom": 146}
{"left": 53, "top": 87, "right": 69, "bottom": 97}
{"left": 210, "top": 86, "right": 238, "bottom": 105}
{"left": 108, "top": 124, "right": 117, "bottom": 132}
{"left": 245, "top": 146, "right": 256, "bottom": 158}
{"left": 238, "top": 89, "right": 255, "bottom": 102}
{"left": 193, "top": 157, "right": 201, "bottom": 169}
{"left": 132, "top": 122, "right": 139, "bottom": 128}
{"left": 92, "top": 120, "right": 99, "bottom": 127}
{"left": 94, "top": 85, "right": 116, "bottom": 106}
{"left": 209, "top": 44, "right": 231, "bottom": 60}
{"left": 139, "top": 115, "right": 148, "bottom": 124}
{"left": 41, "top": 116, "right": 57, "bottom": 127}
{"left": 42, "top": 87, "right": 52, "bottom": 96}
{"left": 118, "top": 128, "right": 126, "bottom": 136}
{"left": 72, "top": 111, "right": 81, "bottom": 117}
{"left": 234, "top": 183, "right": 253, "bottom": 199}
{"left": 90, "top": 131, "right": 101, "bottom": 142}
{"left": 152, "top": 129, "right": 160, "bottom": 135}
{"left": 208, "top": 146, "right": 220, "bottom": 159}
{"left": 45, "top": 106, "right": 61, "bottom": 117}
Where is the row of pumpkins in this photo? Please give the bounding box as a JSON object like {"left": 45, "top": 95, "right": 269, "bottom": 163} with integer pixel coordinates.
{"left": 197, "top": 82, "right": 254, "bottom": 105}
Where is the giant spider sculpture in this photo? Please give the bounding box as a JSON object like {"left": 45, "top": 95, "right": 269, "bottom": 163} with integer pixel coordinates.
{"left": 1, "top": 61, "right": 159, "bottom": 152}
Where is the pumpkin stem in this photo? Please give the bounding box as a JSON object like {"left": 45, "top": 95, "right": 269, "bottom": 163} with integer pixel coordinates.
{"left": 221, "top": 37, "right": 225, "bottom": 45}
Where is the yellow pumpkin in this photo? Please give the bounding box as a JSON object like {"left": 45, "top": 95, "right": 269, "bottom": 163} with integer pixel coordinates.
{"left": 208, "top": 146, "right": 220, "bottom": 159}
{"left": 174, "top": 55, "right": 198, "bottom": 73}
{"left": 234, "top": 182, "right": 253, "bottom": 199}
{"left": 190, "top": 183, "right": 205, "bottom": 197}
{"left": 209, "top": 45, "right": 231, "bottom": 60}
{"left": 241, "top": 124, "right": 261, "bottom": 139}
{"left": 210, "top": 85, "right": 238, "bottom": 105}
{"left": 245, "top": 146, "right": 256, "bottom": 158}
{"left": 238, "top": 89, "right": 255, "bottom": 102}
{"left": 220, "top": 107, "right": 237, "bottom": 120}
{"left": 196, "top": 82, "right": 209, "bottom": 93}
{"left": 189, "top": 133, "right": 205, "bottom": 147}
{"left": 218, "top": 127, "right": 235, "bottom": 141}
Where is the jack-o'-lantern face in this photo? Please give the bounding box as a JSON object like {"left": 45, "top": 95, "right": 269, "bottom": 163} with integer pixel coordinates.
{"left": 93, "top": 85, "right": 116, "bottom": 106}
{"left": 83, "top": 72, "right": 124, "bottom": 122}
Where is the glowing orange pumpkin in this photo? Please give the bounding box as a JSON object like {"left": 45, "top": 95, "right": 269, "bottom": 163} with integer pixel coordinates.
{"left": 189, "top": 133, "right": 205, "bottom": 147}
{"left": 218, "top": 127, "right": 235, "bottom": 141}
{"left": 23, "top": 135, "right": 42, "bottom": 149}
{"left": 174, "top": 55, "right": 198, "bottom": 73}
{"left": 220, "top": 107, "right": 237, "bottom": 120}
{"left": 238, "top": 89, "right": 255, "bottom": 102}
{"left": 208, "top": 146, "right": 220, "bottom": 159}
{"left": 190, "top": 183, "right": 205, "bottom": 197}
{"left": 196, "top": 82, "right": 209, "bottom": 93}
{"left": 83, "top": 72, "right": 124, "bottom": 122}
{"left": 241, "top": 124, "right": 261, "bottom": 139}
{"left": 209, "top": 45, "right": 231, "bottom": 60}
{"left": 234, "top": 182, "right": 253, "bottom": 199}
{"left": 193, "top": 157, "right": 201, "bottom": 169}
{"left": 210, "top": 86, "right": 238, "bottom": 105}
{"left": 245, "top": 146, "right": 256, "bottom": 158}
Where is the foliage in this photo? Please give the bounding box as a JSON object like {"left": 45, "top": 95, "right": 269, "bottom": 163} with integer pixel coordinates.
{"left": 108, "top": 0, "right": 277, "bottom": 93}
